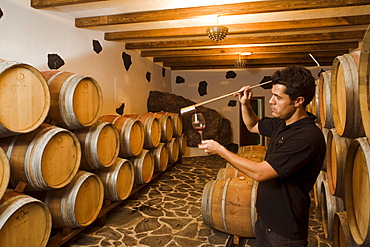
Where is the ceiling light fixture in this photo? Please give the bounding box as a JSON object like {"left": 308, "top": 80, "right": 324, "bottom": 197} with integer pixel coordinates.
{"left": 234, "top": 52, "right": 247, "bottom": 68}
{"left": 206, "top": 15, "right": 228, "bottom": 41}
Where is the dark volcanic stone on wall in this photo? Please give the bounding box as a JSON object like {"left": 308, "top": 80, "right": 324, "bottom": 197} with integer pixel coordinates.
{"left": 92, "top": 40, "right": 102, "bottom": 54}
{"left": 146, "top": 71, "right": 151, "bottom": 82}
{"left": 198, "top": 81, "right": 207, "bottom": 96}
{"left": 260, "top": 75, "right": 272, "bottom": 89}
{"left": 47, "top": 54, "right": 65, "bottom": 69}
{"left": 225, "top": 71, "right": 237, "bottom": 79}
{"left": 228, "top": 100, "right": 237, "bottom": 107}
{"left": 122, "top": 52, "right": 132, "bottom": 71}
{"left": 147, "top": 91, "right": 233, "bottom": 147}
{"left": 176, "top": 76, "right": 185, "bottom": 84}
{"left": 116, "top": 103, "right": 125, "bottom": 115}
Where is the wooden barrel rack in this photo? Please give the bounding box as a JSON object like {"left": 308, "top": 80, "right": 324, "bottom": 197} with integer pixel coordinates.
{"left": 44, "top": 158, "right": 182, "bottom": 247}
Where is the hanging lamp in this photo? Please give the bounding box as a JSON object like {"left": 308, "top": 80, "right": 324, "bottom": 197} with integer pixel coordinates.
{"left": 234, "top": 53, "right": 247, "bottom": 68}
{"left": 206, "top": 15, "right": 228, "bottom": 41}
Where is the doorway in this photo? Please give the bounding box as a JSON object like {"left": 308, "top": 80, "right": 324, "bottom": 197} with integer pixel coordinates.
{"left": 239, "top": 97, "right": 265, "bottom": 146}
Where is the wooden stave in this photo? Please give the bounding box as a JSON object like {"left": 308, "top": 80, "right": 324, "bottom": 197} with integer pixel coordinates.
{"left": 0, "top": 60, "right": 50, "bottom": 137}
{"left": 0, "top": 147, "right": 10, "bottom": 200}
{"left": 0, "top": 189, "right": 52, "bottom": 247}
{"left": 95, "top": 158, "right": 135, "bottom": 201}
{"left": 129, "top": 149, "right": 154, "bottom": 185}
{"left": 318, "top": 71, "right": 335, "bottom": 129}
{"left": 320, "top": 180, "right": 345, "bottom": 241}
{"left": 0, "top": 124, "right": 81, "bottom": 191}
{"left": 74, "top": 121, "right": 120, "bottom": 170}
{"left": 344, "top": 137, "right": 370, "bottom": 246}
{"left": 99, "top": 115, "right": 145, "bottom": 158}
{"left": 325, "top": 128, "right": 352, "bottom": 198}
{"left": 201, "top": 177, "right": 257, "bottom": 238}
{"left": 44, "top": 170, "right": 104, "bottom": 228}
{"left": 42, "top": 71, "right": 103, "bottom": 130}
{"left": 331, "top": 53, "right": 365, "bottom": 139}
{"left": 359, "top": 25, "right": 370, "bottom": 144}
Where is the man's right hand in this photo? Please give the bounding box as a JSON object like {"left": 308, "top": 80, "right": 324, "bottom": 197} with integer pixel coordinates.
{"left": 234, "top": 86, "right": 253, "bottom": 105}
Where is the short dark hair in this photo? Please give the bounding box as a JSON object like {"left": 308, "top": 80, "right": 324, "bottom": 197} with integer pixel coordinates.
{"left": 271, "top": 65, "right": 315, "bottom": 107}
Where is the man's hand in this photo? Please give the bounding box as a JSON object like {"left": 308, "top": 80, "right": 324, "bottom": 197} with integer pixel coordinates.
{"left": 233, "top": 86, "right": 253, "bottom": 106}
{"left": 198, "top": 139, "right": 225, "bottom": 155}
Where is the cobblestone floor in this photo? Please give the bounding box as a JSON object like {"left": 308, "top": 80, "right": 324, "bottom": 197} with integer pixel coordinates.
{"left": 64, "top": 155, "right": 333, "bottom": 247}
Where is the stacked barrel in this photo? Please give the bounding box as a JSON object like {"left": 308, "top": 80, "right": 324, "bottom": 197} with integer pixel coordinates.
{"left": 0, "top": 59, "right": 184, "bottom": 247}
{"left": 201, "top": 145, "right": 267, "bottom": 238}
{"left": 309, "top": 24, "right": 370, "bottom": 246}
{"left": 99, "top": 111, "right": 184, "bottom": 188}
{"left": 0, "top": 62, "right": 106, "bottom": 246}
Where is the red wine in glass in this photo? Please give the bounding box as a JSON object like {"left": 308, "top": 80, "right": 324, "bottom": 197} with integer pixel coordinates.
{"left": 192, "top": 113, "right": 206, "bottom": 141}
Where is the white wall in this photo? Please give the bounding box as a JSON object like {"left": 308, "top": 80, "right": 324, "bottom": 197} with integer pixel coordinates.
{"left": 172, "top": 67, "right": 326, "bottom": 144}
{"left": 0, "top": 0, "right": 330, "bottom": 146}
{"left": 0, "top": 0, "right": 172, "bottom": 116}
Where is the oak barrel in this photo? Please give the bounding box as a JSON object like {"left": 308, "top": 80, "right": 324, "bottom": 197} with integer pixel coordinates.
{"left": 0, "top": 147, "right": 10, "bottom": 199}
{"left": 0, "top": 189, "right": 52, "bottom": 247}
{"left": 42, "top": 71, "right": 103, "bottom": 130}
{"left": 309, "top": 79, "right": 320, "bottom": 123}
{"left": 313, "top": 170, "right": 327, "bottom": 208}
{"left": 331, "top": 53, "right": 365, "bottom": 138}
{"left": 225, "top": 145, "right": 267, "bottom": 168}
{"left": 217, "top": 166, "right": 246, "bottom": 179}
{"left": 165, "top": 112, "right": 183, "bottom": 137}
{"left": 177, "top": 134, "right": 187, "bottom": 156}
{"left": 96, "top": 158, "right": 134, "bottom": 201}
{"left": 0, "top": 123, "right": 81, "bottom": 191}
{"left": 237, "top": 145, "right": 267, "bottom": 160}
{"left": 45, "top": 170, "right": 104, "bottom": 228}
{"left": 321, "top": 127, "right": 331, "bottom": 172}
{"left": 151, "top": 143, "right": 169, "bottom": 172}
{"left": 74, "top": 121, "right": 120, "bottom": 170}
{"left": 129, "top": 149, "right": 154, "bottom": 184}
{"left": 326, "top": 128, "right": 351, "bottom": 198}
{"left": 333, "top": 212, "right": 359, "bottom": 247}
{"left": 318, "top": 71, "right": 334, "bottom": 129}
{"left": 320, "top": 180, "right": 345, "bottom": 240}
{"left": 201, "top": 177, "right": 258, "bottom": 237}
{"left": 344, "top": 137, "right": 370, "bottom": 246}
{"left": 359, "top": 25, "right": 370, "bottom": 144}
{"left": 141, "top": 112, "right": 173, "bottom": 143}
{"left": 125, "top": 114, "right": 161, "bottom": 149}
{"left": 99, "top": 115, "right": 144, "bottom": 157}
{"left": 0, "top": 60, "right": 50, "bottom": 137}
{"left": 166, "top": 137, "right": 179, "bottom": 164}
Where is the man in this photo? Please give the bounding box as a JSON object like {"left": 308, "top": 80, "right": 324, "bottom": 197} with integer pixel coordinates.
{"left": 198, "top": 65, "right": 326, "bottom": 246}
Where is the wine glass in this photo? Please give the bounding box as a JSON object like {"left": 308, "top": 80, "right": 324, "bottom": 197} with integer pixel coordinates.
{"left": 192, "top": 113, "right": 206, "bottom": 141}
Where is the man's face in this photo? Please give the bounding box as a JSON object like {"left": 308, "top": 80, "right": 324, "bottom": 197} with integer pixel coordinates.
{"left": 268, "top": 84, "right": 297, "bottom": 120}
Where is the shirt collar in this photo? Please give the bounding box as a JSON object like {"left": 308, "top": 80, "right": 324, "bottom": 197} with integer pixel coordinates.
{"left": 287, "top": 112, "right": 316, "bottom": 130}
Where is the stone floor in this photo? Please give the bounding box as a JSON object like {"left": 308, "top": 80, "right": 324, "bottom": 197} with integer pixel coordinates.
{"left": 63, "top": 155, "right": 333, "bottom": 247}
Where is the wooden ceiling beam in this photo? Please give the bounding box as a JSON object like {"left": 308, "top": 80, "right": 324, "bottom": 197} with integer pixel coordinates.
{"left": 161, "top": 57, "right": 336, "bottom": 67}
{"left": 141, "top": 42, "right": 358, "bottom": 57}
{"left": 75, "top": 0, "right": 370, "bottom": 28}
{"left": 31, "top": 0, "right": 106, "bottom": 8}
{"left": 154, "top": 51, "right": 347, "bottom": 63}
{"left": 105, "top": 15, "right": 370, "bottom": 40}
{"left": 170, "top": 61, "right": 334, "bottom": 70}
{"left": 126, "top": 31, "right": 365, "bottom": 49}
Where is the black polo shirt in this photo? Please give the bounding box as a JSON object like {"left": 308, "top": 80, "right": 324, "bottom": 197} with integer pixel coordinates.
{"left": 257, "top": 113, "right": 326, "bottom": 240}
